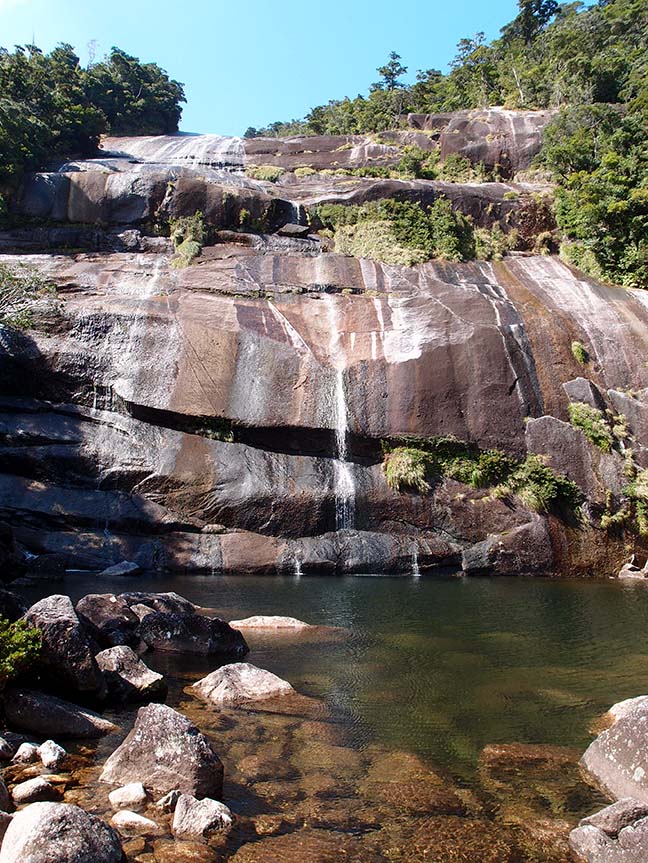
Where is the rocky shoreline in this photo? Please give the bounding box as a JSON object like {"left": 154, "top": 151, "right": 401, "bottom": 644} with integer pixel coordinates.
{"left": 0, "top": 582, "right": 640, "bottom": 862}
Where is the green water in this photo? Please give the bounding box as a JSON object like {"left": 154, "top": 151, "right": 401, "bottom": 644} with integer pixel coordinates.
{"left": 26, "top": 572, "right": 648, "bottom": 785}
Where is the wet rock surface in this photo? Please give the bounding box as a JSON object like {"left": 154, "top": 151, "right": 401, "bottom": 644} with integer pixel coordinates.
{"left": 4, "top": 689, "right": 117, "bottom": 738}
{"left": 96, "top": 645, "right": 167, "bottom": 702}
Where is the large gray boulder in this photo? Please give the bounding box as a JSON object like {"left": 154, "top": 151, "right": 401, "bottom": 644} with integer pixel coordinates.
{"left": 95, "top": 646, "right": 166, "bottom": 702}
{"left": 581, "top": 697, "right": 648, "bottom": 802}
{"left": 191, "top": 663, "right": 294, "bottom": 707}
{"left": 0, "top": 801, "right": 124, "bottom": 863}
{"left": 119, "top": 592, "right": 197, "bottom": 617}
{"left": 4, "top": 689, "right": 117, "bottom": 738}
{"left": 171, "top": 793, "right": 233, "bottom": 839}
{"left": 138, "top": 611, "right": 248, "bottom": 657}
{"left": 23, "top": 595, "right": 106, "bottom": 699}
{"left": 570, "top": 800, "right": 648, "bottom": 862}
{"left": 99, "top": 703, "right": 223, "bottom": 798}
{"left": 75, "top": 594, "right": 140, "bottom": 647}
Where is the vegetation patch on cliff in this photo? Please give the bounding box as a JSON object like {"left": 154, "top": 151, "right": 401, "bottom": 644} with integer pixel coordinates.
{"left": 0, "top": 617, "right": 41, "bottom": 688}
{"left": 567, "top": 402, "right": 614, "bottom": 453}
{"left": 0, "top": 262, "right": 58, "bottom": 329}
{"left": 382, "top": 436, "right": 582, "bottom": 515}
{"left": 169, "top": 212, "right": 206, "bottom": 268}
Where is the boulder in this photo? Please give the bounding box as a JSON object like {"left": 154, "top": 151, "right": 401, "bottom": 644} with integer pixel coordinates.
{"left": 139, "top": 611, "right": 248, "bottom": 657}
{"left": 172, "top": 794, "right": 233, "bottom": 840}
{"left": 110, "top": 810, "right": 161, "bottom": 836}
{"left": 12, "top": 741, "right": 40, "bottom": 763}
{"left": 37, "top": 740, "right": 66, "bottom": 771}
{"left": 108, "top": 782, "right": 148, "bottom": 809}
{"left": 192, "top": 663, "right": 294, "bottom": 706}
{"left": 119, "top": 592, "right": 197, "bottom": 617}
{"left": 581, "top": 798, "right": 648, "bottom": 837}
{"left": 100, "top": 703, "right": 223, "bottom": 799}
{"left": 12, "top": 777, "right": 58, "bottom": 805}
{"left": 75, "top": 594, "right": 140, "bottom": 647}
{"left": 96, "top": 645, "right": 167, "bottom": 702}
{"left": 570, "top": 815, "right": 648, "bottom": 862}
{"left": 99, "top": 561, "right": 141, "bottom": 577}
{"left": 130, "top": 603, "right": 155, "bottom": 620}
{"left": 581, "top": 697, "right": 648, "bottom": 802}
{"left": 228, "top": 615, "right": 312, "bottom": 631}
{"left": 4, "top": 689, "right": 117, "bottom": 738}
{"left": 0, "top": 802, "right": 124, "bottom": 863}
{"left": 23, "top": 595, "right": 106, "bottom": 699}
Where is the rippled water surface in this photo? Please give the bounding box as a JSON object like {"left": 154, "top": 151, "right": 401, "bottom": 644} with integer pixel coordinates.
{"left": 23, "top": 573, "right": 648, "bottom": 781}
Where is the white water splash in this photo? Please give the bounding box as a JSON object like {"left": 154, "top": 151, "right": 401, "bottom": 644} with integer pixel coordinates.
{"left": 324, "top": 296, "right": 355, "bottom": 530}
{"left": 411, "top": 543, "right": 421, "bottom": 578}
{"left": 102, "top": 134, "right": 245, "bottom": 172}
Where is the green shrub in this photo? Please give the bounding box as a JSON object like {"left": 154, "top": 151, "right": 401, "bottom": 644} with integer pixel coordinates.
{"left": 496, "top": 454, "right": 584, "bottom": 514}
{"left": 0, "top": 617, "right": 41, "bottom": 686}
{"left": 246, "top": 164, "right": 285, "bottom": 182}
{"left": 438, "top": 154, "right": 475, "bottom": 183}
{"left": 383, "top": 447, "right": 431, "bottom": 493}
{"left": 335, "top": 220, "right": 427, "bottom": 267}
{"left": 396, "top": 146, "right": 439, "bottom": 179}
{"left": 169, "top": 212, "right": 206, "bottom": 268}
{"left": 474, "top": 225, "right": 513, "bottom": 261}
{"left": 570, "top": 340, "right": 589, "bottom": 365}
{"left": 568, "top": 402, "right": 614, "bottom": 452}
{"left": 0, "top": 263, "right": 57, "bottom": 330}
{"left": 445, "top": 449, "right": 517, "bottom": 488}
{"left": 293, "top": 166, "right": 317, "bottom": 178}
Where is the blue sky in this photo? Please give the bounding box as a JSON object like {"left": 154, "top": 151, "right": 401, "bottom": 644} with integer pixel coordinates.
{"left": 1, "top": 0, "right": 519, "bottom": 135}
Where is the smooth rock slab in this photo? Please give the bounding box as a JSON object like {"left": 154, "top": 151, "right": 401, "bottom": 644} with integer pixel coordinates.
{"left": 192, "top": 662, "right": 294, "bottom": 706}
{"left": 4, "top": 689, "right": 117, "bottom": 738}
{"left": 100, "top": 703, "right": 223, "bottom": 798}
{"left": 108, "top": 782, "right": 148, "bottom": 809}
{"left": 0, "top": 802, "right": 123, "bottom": 863}
{"left": 96, "top": 645, "right": 167, "bottom": 702}
{"left": 11, "top": 777, "right": 58, "bottom": 805}
{"left": 581, "top": 697, "right": 648, "bottom": 802}
{"left": 111, "top": 809, "right": 162, "bottom": 836}
{"left": 172, "top": 793, "right": 233, "bottom": 839}
{"left": 229, "top": 615, "right": 312, "bottom": 631}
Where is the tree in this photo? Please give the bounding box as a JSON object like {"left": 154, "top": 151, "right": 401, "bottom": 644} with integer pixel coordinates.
{"left": 502, "top": 0, "right": 559, "bottom": 43}
{"left": 374, "top": 51, "right": 408, "bottom": 91}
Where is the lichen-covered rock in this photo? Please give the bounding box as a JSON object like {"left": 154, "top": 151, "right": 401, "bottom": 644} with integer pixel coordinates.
{"left": 11, "top": 777, "right": 58, "bottom": 805}
{"left": 192, "top": 663, "right": 294, "bottom": 706}
{"left": 23, "top": 595, "right": 106, "bottom": 698}
{"left": 171, "top": 794, "right": 233, "bottom": 839}
{"left": 570, "top": 811, "right": 648, "bottom": 863}
{"left": 0, "top": 802, "right": 124, "bottom": 863}
{"left": 96, "top": 645, "right": 166, "bottom": 702}
{"left": 581, "top": 697, "right": 648, "bottom": 802}
{"left": 100, "top": 703, "right": 223, "bottom": 798}
{"left": 4, "top": 689, "right": 117, "bottom": 738}
{"left": 139, "top": 611, "right": 248, "bottom": 656}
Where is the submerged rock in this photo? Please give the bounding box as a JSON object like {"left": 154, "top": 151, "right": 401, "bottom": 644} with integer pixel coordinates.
{"left": 100, "top": 703, "right": 223, "bottom": 799}
{"left": 111, "top": 809, "right": 162, "bottom": 836}
{"left": 96, "top": 645, "right": 167, "bottom": 702}
{"left": 11, "top": 777, "right": 58, "bottom": 805}
{"left": 0, "top": 802, "right": 124, "bottom": 863}
{"left": 22, "top": 595, "right": 106, "bottom": 699}
{"left": 191, "top": 662, "right": 294, "bottom": 706}
{"left": 99, "top": 560, "right": 141, "bottom": 577}
{"left": 570, "top": 800, "right": 648, "bottom": 862}
{"left": 171, "top": 794, "right": 233, "bottom": 839}
{"left": 228, "top": 615, "right": 312, "bottom": 631}
{"left": 4, "top": 689, "right": 117, "bottom": 738}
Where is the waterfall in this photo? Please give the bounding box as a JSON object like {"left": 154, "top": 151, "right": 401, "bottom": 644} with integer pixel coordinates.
{"left": 324, "top": 296, "right": 355, "bottom": 531}
{"left": 293, "top": 556, "right": 303, "bottom": 578}
{"left": 411, "top": 543, "right": 421, "bottom": 577}
{"left": 290, "top": 202, "right": 304, "bottom": 225}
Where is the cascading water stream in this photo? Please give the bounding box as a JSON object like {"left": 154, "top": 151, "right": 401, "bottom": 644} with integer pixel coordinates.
{"left": 324, "top": 296, "right": 356, "bottom": 531}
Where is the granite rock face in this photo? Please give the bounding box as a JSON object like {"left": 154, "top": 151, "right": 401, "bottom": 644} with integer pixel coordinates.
{"left": 100, "top": 703, "right": 224, "bottom": 799}
{"left": 2, "top": 122, "right": 648, "bottom": 578}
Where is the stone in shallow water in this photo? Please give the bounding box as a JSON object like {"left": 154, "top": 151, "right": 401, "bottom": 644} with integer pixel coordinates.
{"left": 75, "top": 593, "right": 140, "bottom": 647}
{"left": 0, "top": 802, "right": 123, "bottom": 863}
{"left": 100, "top": 703, "right": 223, "bottom": 799}
{"left": 228, "top": 828, "right": 366, "bottom": 863}
{"left": 108, "top": 782, "right": 148, "bottom": 809}
{"left": 110, "top": 809, "right": 162, "bottom": 836}
{"left": 11, "top": 776, "right": 59, "bottom": 805}
{"left": 171, "top": 793, "right": 233, "bottom": 839}
{"left": 228, "top": 615, "right": 312, "bottom": 630}
{"left": 570, "top": 817, "right": 648, "bottom": 863}
{"left": 37, "top": 740, "right": 66, "bottom": 771}
{"left": 139, "top": 611, "right": 248, "bottom": 657}
{"left": 99, "top": 560, "right": 141, "bottom": 577}
{"left": 12, "top": 741, "right": 39, "bottom": 763}
{"left": 192, "top": 662, "right": 294, "bottom": 706}
{"left": 96, "top": 645, "right": 167, "bottom": 702}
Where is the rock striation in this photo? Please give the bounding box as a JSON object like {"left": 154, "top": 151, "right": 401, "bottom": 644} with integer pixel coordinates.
{"left": 2, "top": 119, "right": 648, "bottom": 578}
